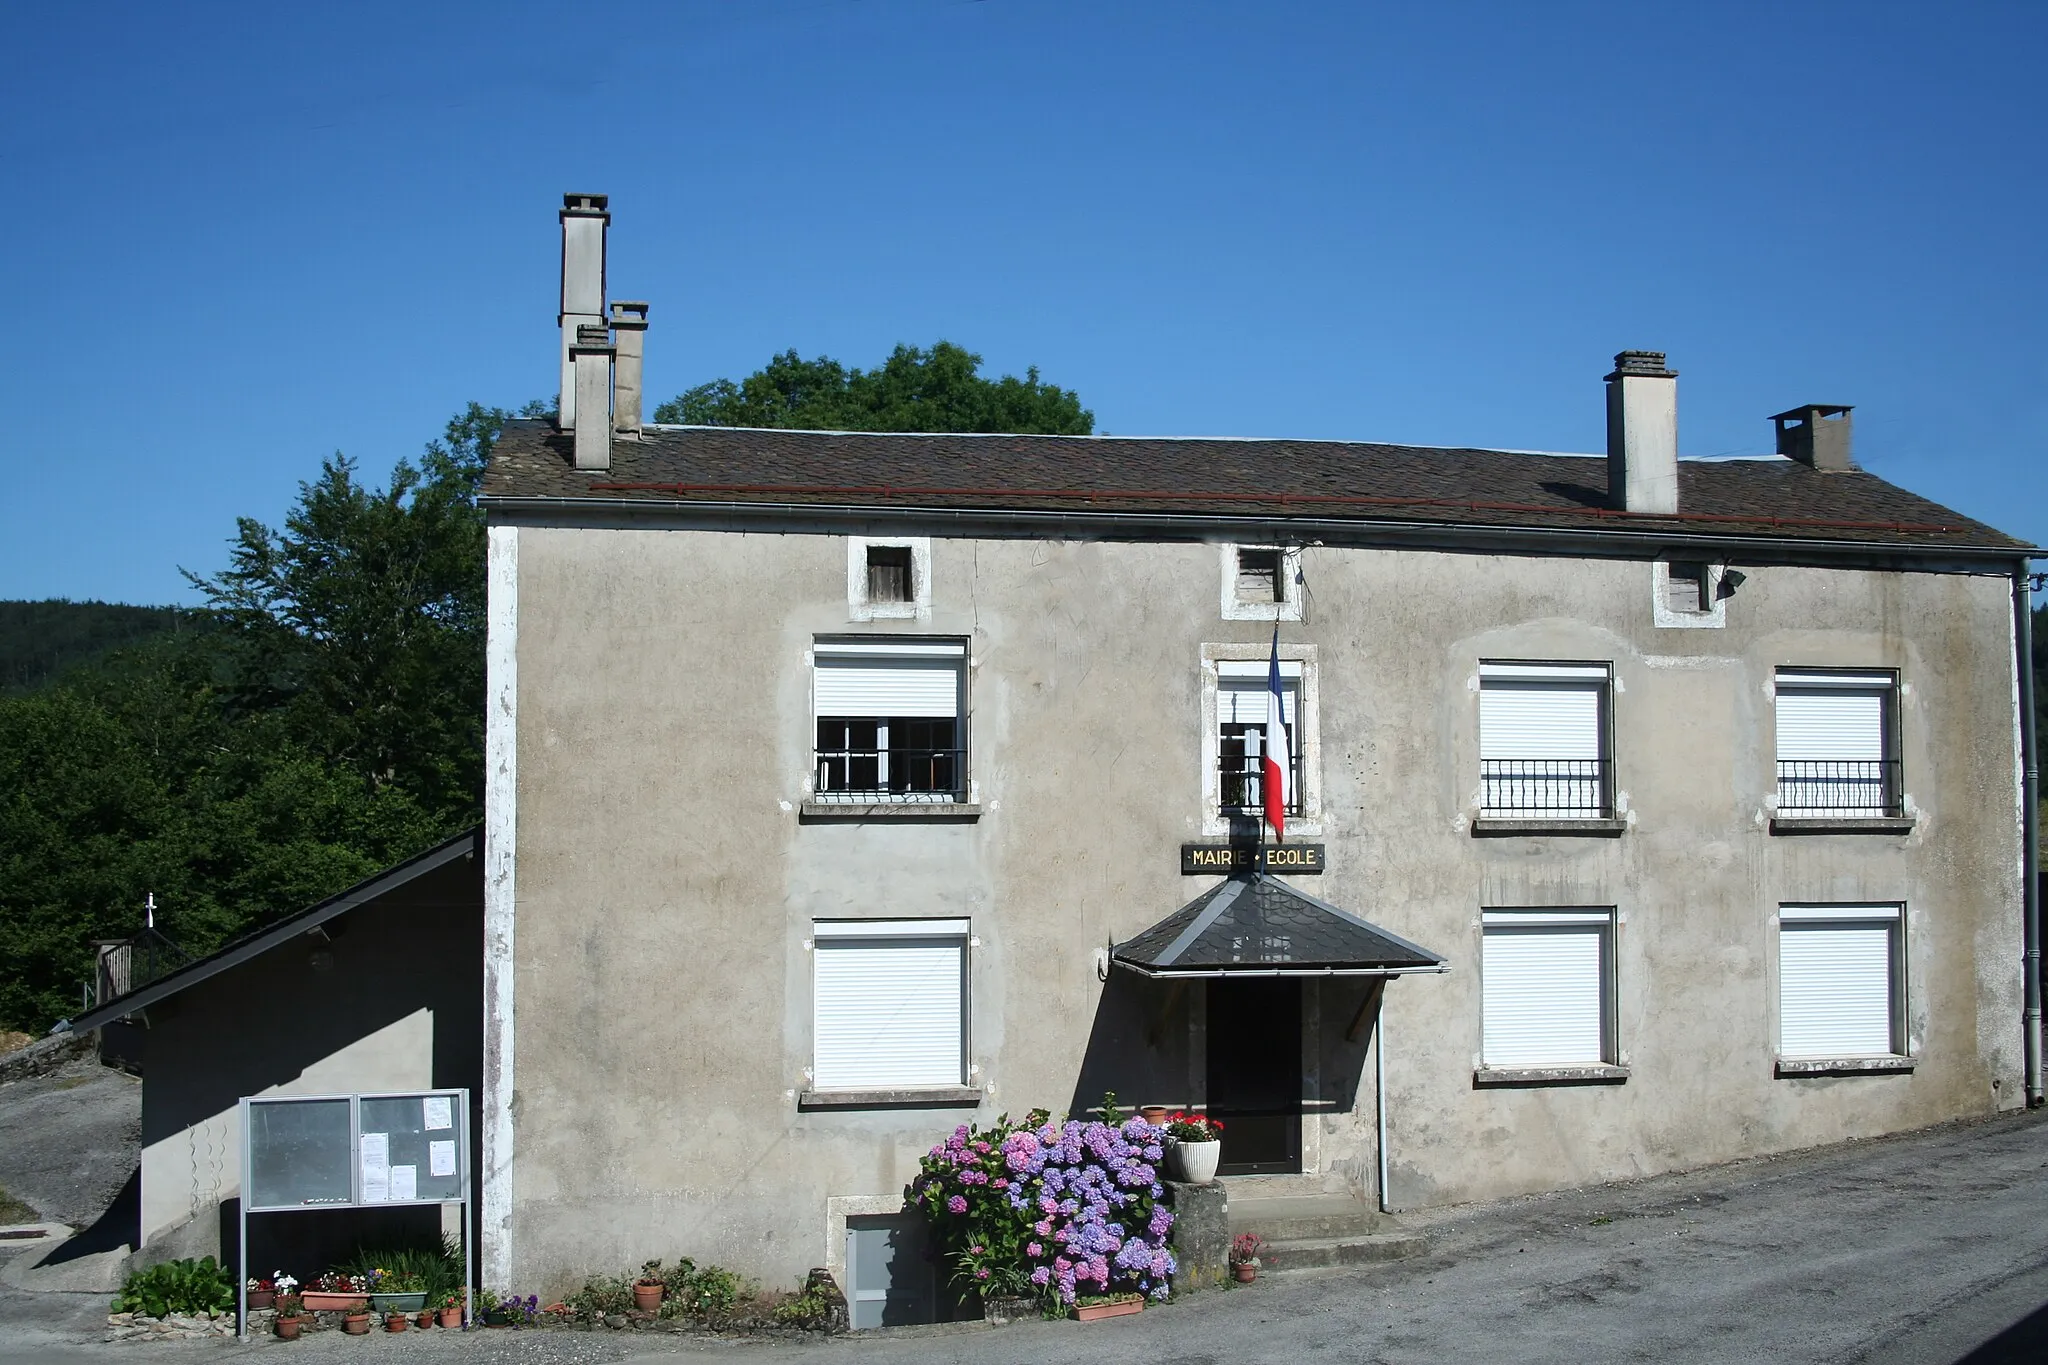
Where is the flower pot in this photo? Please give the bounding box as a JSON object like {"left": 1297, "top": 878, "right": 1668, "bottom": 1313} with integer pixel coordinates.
{"left": 384, "top": 1313, "right": 408, "bottom": 1332}
{"left": 415, "top": 1310, "right": 435, "bottom": 1329}
{"left": 1166, "top": 1138, "right": 1221, "bottom": 1184}
{"left": 1233, "top": 1262, "right": 1258, "bottom": 1283}
{"left": 438, "top": 1307, "right": 464, "bottom": 1329}
{"left": 343, "top": 1312, "right": 372, "bottom": 1335}
{"left": 274, "top": 1316, "right": 303, "bottom": 1340}
{"left": 1074, "top": 1297, "right": 1144, "bottom": 1321}
{"left": 983, "top": 1294, "right": 1037, "bottom": 1326}
{"left": 370, "top": 1291, "right": 429, "bottom": 1314}
{"left": 247, "top": 1290, "right": 276, "bottom": 1311}
{"left": 1139, "top": 1106, "right": 1171, "bottom": 1126}
{"left": 304, "top": 1292, "right": 369, "bottom": 1312}
{"left": 632, "top": 1281, "right": 663, "bottom": 1312}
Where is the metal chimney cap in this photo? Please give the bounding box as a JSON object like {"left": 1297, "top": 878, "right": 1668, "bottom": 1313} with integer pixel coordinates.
{"left": 1607, "top": 350, "right": 1677, "bottom": 380}
{"left": 1769, "top": 404, "right": 1853, "bottom": 423}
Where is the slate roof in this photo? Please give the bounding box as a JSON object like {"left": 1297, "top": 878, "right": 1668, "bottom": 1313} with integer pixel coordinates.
{"left": 482, "top": 421, "right": 2029, "bottom": 552}
{"left": 1112, "top": 874, "right": 1448, "bottom": 977}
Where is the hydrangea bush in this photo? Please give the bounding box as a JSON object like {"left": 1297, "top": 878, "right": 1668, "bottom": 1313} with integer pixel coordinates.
{"left": 911, "top": 1107, "right": 1176, "bottom": 1307}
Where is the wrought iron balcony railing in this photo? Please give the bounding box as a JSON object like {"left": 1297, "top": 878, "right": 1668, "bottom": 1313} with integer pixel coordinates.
{"left": 1480, "top": 758, "right": 1612, "bottom": 817}
{"left": 1776, "top": 759, "right": 1901, "bottom": 816}
{"left": 814, "top": 746, "right": 967, "bottom": 803}
{"left": 1220, "top": 754, "right": 1306, "bottom": 818}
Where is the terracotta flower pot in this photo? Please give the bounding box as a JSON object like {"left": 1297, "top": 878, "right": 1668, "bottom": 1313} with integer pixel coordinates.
{"left": 415, "top": 1310, "right": 435, "bottom": 1329}
{"left": 633, "top": 1281, "right": 663, "bottom": 1312}
{"left": 304, "top": 1292, "right": 369, "bottom": 1312}
{"left": 1233, "top": 1262, "right": 1258, "bottom": 1283}
{"left": 438, "top": 1307, "right": 464, "bottom": 1328}
{"left": 1166, "top": 1138, "right": 1221, "bottom": 1184}
{"left": 1139, "top": 1106, "right": 1171, "bottom": 1126}
{"left": 385, "top": 1313, "right": 408, "bottom": 1332}
{"left": 247, "top": 1290, "right": 276, "bottom": 1311}
{"left": 343, "top": 1313, "right": 371, "bottom": 1335}
{"left": 274, "top": 1316, "right": 303, "bottom": 1340}
{"left": 1074, "top": 1297, "right": 1144, "bottom": 1321}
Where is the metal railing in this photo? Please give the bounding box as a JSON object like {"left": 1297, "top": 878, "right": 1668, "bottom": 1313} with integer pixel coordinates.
{"left": 1480, "top": 758, "right": 1611, "bottom": 816}
{"left": 1220, "top": 753, "right": 1306, "bottom": 818}
{"left": 814, "top": 746, "right": 967, "bottom": 803}
{"left": 1776, "top": 759, "right": 1901, "bottom": 815}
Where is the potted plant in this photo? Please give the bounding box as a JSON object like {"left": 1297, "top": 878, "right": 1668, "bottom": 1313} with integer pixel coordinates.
{"left": 272, "top": 1292, "right": 306, "bottom": 1339}
{"left": 246, "top": 1275, "right": 277, "bottom": 1311}
{"left": 384, "top": 1310, "right": 408, "bottom": 1332}
{"left": 1230, "top": 1233, "right": 1263, "bottom": 1283}
{"left": 342, "top": 1309, "right": 372, "bottom": 1335}
{"left": 633, "top": 1260, "right": 665, "bottom": 1313}
{"left": 435, "top": 1288, "right": 466, "bottom": 1329}
{"left": 304, "top": 1271, "right": 370, "bottom": 1312}
{"left": 366, "top": 1266, "right": 429, "bottom": 1315}
{"left": 1138, "top": 1105, "right": 1171, "bottom": 1126}
{"left": 415, "top": 1308, "right": 435, "bottom": 1329}
{"left": 1163, "top": 1111, "right": 1225, "bottom": 1184}
{"left": 1073, "top": 1291, "right": 1145, "bottom": 1321}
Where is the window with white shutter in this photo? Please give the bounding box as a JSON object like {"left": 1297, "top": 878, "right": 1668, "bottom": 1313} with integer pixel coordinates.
{"left": 1480, "top": 910, "right": 1614, "bottom": 1067}
{"left": 1478, "top": 663, "right": 1611, "bottom": 817}
{"left": 1217, "top": 660, "right": 1303, "bottom": 818}
{"left": 813, "top": 920, "right": 969, "bottom": 1090}
{"left": 1778, "top": 905, "right": 1903, "bottom": 1060}
{"left": 814, "top": 640, "right": 966, "bottom": 803}
{"left": 1774, "top": 670, "right": 1898, "bottom": 817}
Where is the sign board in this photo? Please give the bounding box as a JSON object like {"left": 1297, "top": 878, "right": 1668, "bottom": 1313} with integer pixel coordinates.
{"left": 1180, "top": 843, "right": 1325, "bottom": 875}
{"left": 243, "top": 1090, "right": 467, "bottom": 1212}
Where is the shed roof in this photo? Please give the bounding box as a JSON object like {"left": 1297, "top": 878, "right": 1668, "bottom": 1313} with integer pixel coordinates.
{"left": 1111, "top": 874, "right": 1447, "bottom": 978}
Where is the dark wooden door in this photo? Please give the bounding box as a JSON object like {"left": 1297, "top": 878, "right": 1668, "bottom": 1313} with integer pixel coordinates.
{"left": 1206, "top": 977, "right": 1302, "bottom": 1175}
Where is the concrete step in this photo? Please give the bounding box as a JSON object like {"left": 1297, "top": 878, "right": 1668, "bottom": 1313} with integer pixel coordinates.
{"left": 1227, "top": 1194, "right": 1393, "bottom": 1242}
{"left": 1259, "top": 1231, "right": 1430, "bottom": 1272}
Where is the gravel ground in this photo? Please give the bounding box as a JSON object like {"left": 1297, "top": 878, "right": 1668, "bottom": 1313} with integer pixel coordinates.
{"left": 0, "top": 1058, "right": 140, "bottom": 1228}
{"left": 5, "top": 1105, "right": 2047, "bottom": 1364}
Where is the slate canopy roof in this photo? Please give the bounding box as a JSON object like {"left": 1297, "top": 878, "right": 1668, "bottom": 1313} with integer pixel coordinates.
{"left": 1111, "top": 874, "right": 1449, "bottom": 978}
{"left": 482, "top": 421, "right": 2031, "bottom": 555}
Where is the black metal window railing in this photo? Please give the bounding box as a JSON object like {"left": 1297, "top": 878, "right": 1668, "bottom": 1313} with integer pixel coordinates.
{"left": 1219, "top": 751, "right": 1306, "bottom": 818}
{"left": 1480, "top": 758, "right": 1611, "bottom": 816}
{"left": 1776, "top": 759, "right": 1901, "bottom": 815}
{"left": 814, "top": 746, "right": 967, "bottom": 803}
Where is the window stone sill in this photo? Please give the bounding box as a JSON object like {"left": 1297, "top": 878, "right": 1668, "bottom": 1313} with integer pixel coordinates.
{"left": 1473, "top": 1065, "right": 1630, "bottom": 1088}
{"left": 799, "top": 802, "right": 981, "bottom": 822}
{"left": 1774, "top": 1056, "right": 1916, "bottom": 1077}
{"left": 798, "top": 1086, "right": 985, "bottom": 1111}
{"left": 1471, "top": 818, "right": 1627, "bottom": 838}
{"left": 1769, "top": 816, "right": 1916, "bottom": 835}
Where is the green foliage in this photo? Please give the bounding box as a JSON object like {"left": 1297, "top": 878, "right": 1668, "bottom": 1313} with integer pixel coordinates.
{"left": 333, "top": 1239, "right": 463, "bottom": 1300}
{"left": 0, "top": 600, "right": 187, "bottom": 693}
{"left": 647, "top": 1258, "right": 746, "bottom": 1323}
{"left": 769, "top": 1279, "right": 837, "bottom": 1328}
{"left": 653, "top": 341, "right": 1092, "bottom": 435}
{"left": 113, "top": 1257, "right": 235, "bottom": 1317}
{"left": 566, "top": 1274, "right": 634, "bottom": 1319}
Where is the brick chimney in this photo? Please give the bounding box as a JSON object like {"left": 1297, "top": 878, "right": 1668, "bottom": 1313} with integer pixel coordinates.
{"left": 610, "top": 302, "right": 648, "bottom": 439}
{"left": 570, "top": 323, "right": 615, "bottom": 471}
{"left": 558, "top": 193, "right": 609, "bottom": 430}
{"left": 1606, "top": 351, "right": 1679, "bottom": 514}
{"left": 1771, "top": 404, "right": 1855, "bottom": 471}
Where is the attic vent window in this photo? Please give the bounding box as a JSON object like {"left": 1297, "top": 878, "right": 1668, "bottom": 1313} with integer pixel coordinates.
{"left": 1236, "top": 549, "right": 1285, "bottom": 604}
{"left": 867, "top": 546, "right": 913, "bottom": 604}
{"left": 1666, "top": 561, "right": 1709, "bottom": 613}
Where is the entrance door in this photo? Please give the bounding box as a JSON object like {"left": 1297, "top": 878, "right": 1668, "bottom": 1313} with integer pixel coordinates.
{"left": 1206, "top": 977, "right": 1302, "bottom": 1175}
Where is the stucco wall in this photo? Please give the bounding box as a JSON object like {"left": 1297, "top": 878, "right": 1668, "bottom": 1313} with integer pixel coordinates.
{"left": 499, "top": 526, "right": 2023, "bottom": 1292}
{"left": 138, "top": 856, "right": 482, "bottom": 1267}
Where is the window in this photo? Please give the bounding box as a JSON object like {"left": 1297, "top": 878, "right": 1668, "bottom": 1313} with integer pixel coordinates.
{"left": 813, "top": 640, "right": 966, "bottom": 803}
{"left": 1481, "top": 910, "right": 1615, "bottom": 1067}
{"left": 1217, "top": 660, "right": 1303, "bottom": 819}
{"left": 1221, "top": 545, "right": 1303, "bottom": 621}
{"left": 812, "top": 920, "right": 968, "bottom": 1089}
{"left": 1478, "top": 663, "right": 1611, "bottom": 818}
{"left": 846, "top": 537, "right": 930, "bottom": 620}
{"left": 1778, "top": 906, "right": 1904, "bottom": 1060}
{"left": 1774, "top": 670, "right": 1899, "bottom": 817}
{"left": 1652, "top": 560, "right": 1727, "bottom": 629}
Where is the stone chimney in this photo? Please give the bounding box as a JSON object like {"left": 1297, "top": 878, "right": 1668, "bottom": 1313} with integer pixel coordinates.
{"left": 558, "top": 193, "right": 610, "bottom": 430}
{"left": 570, "top": 323, "right": 615, "bottom": 471}
{"left": 1771, "top": 404, "right": 1855, "bottom": 471}
{"left": 1606, "top": 350, "right": 1679, "bottom": 514}
{"left": 610, "top": 302, "right": 649, "bottom": 438}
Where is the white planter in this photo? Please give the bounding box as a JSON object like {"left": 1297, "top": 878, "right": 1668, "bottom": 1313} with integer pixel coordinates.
{"left": 1167, "top": 1139, "right": 1221, "bottom": 1185}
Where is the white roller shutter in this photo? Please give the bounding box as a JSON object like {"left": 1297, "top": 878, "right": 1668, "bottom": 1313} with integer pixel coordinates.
{"left": 1779, "top": 909, "right": 1898, "bottom": 1059}
{"left": 1775, "top": 687, "right": 1885, "bottom": 761}
{"left": 1481, "top": 913, "right": 1609, "bottom": 1066}
{"left": 1218, "top": 679, "right": 1298, "bottom": 727}
{"left": 815, "top": 656, "right": 961, "bottom": 718}
{"left": 813, "top": 932, "right": 966, "bottom": 1089}
{"left": 1479, "top": 683, "right": 1602, "bottom": 761}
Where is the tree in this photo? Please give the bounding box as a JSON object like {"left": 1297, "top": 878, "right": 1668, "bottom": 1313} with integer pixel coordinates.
{"left": 653, "top": 341, "right": 1092, "bottom": 435}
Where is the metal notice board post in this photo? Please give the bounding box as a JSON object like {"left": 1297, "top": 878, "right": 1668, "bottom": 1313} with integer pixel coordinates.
{"left": 237, "top": 1090, "right": 472, "bottom": 1341}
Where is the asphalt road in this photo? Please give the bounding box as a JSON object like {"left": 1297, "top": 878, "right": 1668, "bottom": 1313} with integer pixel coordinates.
{"left": 4, "top": 1105, "right": 2046, "bottom": 1364}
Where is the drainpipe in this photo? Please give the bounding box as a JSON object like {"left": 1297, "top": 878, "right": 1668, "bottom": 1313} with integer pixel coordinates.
{"left": 1375, "top": 991, "right": 1392, "bottom": 1212}
{"left": 2016, "top": 563, "right": 2042, "bottom": 1107}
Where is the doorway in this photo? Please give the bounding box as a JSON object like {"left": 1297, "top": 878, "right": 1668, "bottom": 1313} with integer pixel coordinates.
{"left": 1206, "top": 976, "right": 1302, "bottom": 1175}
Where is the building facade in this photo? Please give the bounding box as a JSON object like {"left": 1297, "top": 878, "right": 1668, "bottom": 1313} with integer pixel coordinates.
{"left": 478, "top": 196, "right": 2039, "bottom": 1302}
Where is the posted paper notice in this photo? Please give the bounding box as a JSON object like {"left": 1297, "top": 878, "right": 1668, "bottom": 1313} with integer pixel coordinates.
{"left": 359, "top": 1132, "right": 390, "bottom": 1203}
{"left": 422, "top": 1096, "right": 453, "bottom": 1131}
{"left": 390, "top": 1165, "right": 417, "bottom": 1202}
{"left": 428, "top": 1140, "right": 458, "bottom": 1178}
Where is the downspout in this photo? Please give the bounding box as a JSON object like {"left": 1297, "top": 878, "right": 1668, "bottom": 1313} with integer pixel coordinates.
{"left": 1375, "top": 990, "right": 1392, "bottom": 1213}
{"left": 2016, "top": 563, "right": 2042, "bottom": 1107}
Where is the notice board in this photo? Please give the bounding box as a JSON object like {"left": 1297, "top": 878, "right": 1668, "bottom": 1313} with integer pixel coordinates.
{"left": 242, "top": 1090, "right": 468, "bottom": 1212}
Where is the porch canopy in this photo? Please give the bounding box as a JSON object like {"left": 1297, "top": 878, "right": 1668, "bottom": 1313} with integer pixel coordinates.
{"left": 1112, "top": 873, "right": 1447, "bottom": 978}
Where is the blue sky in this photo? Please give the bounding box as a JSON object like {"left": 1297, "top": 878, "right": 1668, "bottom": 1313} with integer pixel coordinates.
{"left": 3, "top": 1, "right": 2043, "bottom": 604}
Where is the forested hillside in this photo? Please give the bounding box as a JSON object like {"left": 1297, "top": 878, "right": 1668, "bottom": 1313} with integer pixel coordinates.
{"left": 0, "top": 600, "right": 187, "bottom": 692}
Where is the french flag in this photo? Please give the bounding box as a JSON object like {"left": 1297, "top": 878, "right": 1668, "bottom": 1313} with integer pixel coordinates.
{"left": 1262, "top": 626, "right": 1290, "bottom": 840}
